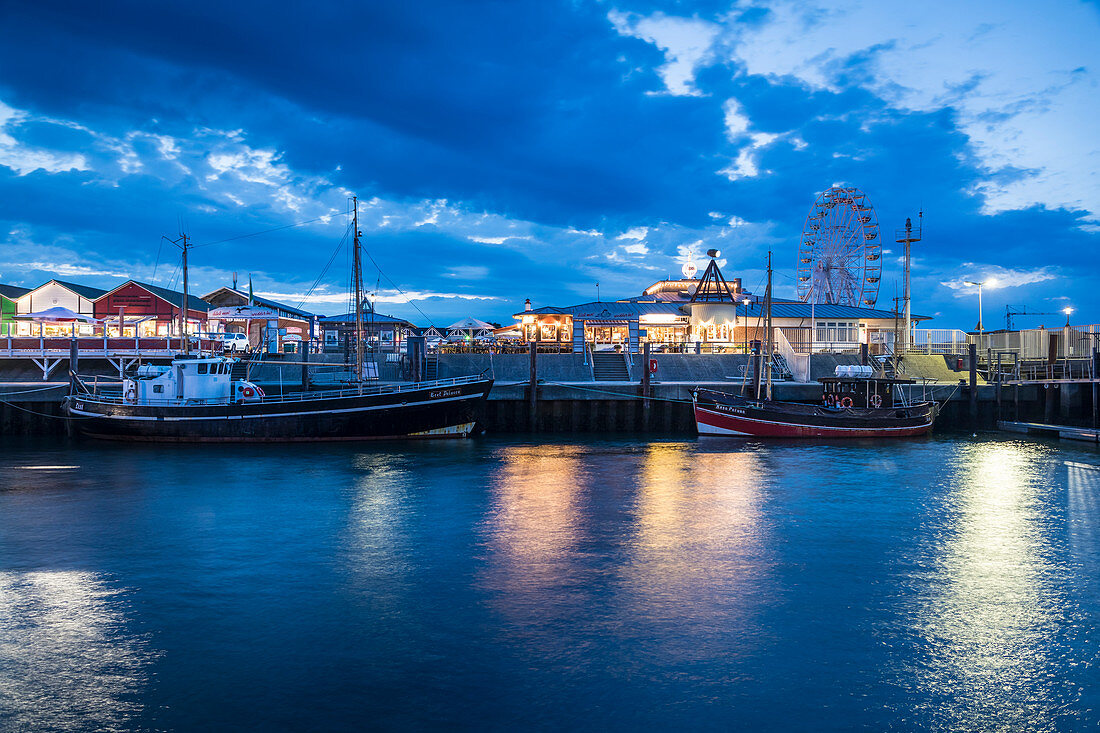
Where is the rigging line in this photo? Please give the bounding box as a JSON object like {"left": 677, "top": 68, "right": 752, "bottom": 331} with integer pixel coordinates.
{"left": 151, "top": 236, "right": 165, "bottom": 283}
{"left": 190, "top": 214, "right": 337, "bottom": 249}
{"left": 360, "top": 246, "right": 437, "bottom": 329}
{"left": 295, "top": 221, "right": 353, "bottom": 311}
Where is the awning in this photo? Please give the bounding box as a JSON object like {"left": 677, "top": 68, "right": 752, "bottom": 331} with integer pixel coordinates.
{"left": 17, "top": 307, "right": 99, "bottom": 322}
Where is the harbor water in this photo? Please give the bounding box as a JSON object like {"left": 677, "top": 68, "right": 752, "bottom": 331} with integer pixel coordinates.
{"left": 2, "top": 434, "right": 1100, "bottom": 730}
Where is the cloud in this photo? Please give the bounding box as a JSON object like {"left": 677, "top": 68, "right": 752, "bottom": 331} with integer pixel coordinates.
{"left": 940, "top": 266, "right": 1058, "bottom": 295}
{"left": 608, "top": 10, "right": 721, "bottom": 95}
{"left": 0, "top": 101, "right": 89, "bottom": 176}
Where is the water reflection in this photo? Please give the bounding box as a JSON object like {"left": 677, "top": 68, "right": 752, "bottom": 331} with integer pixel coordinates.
{"left": 1066, "top": 460, "right": 1100, "bottom": 560}
{"left": 912, "top": 442, "right": 1076, "bottom": 729}
{"left": 481, "top": 444, "right": 583, "bottom": 601}
{"left": 0, "top": 570, "right": 153, "bottom": 732}
{"left": 615, "top": 443, "right": 768, "bottom": 659}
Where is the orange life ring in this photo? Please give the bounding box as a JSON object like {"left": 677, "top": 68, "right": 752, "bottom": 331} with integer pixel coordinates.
{"left": 840, "top": 396, "right": 854, "bottom": 408}
{"left": 870, "top": 393, "right": 882, "bottom": 408}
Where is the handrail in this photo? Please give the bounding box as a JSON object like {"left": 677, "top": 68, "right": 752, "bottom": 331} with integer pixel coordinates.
{"left": 72, "top": 374, "right": 489, "bottom": 407}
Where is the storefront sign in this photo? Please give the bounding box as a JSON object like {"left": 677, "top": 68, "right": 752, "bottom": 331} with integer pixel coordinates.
{"left": 208, "top": 306, "right": 280, "bottom": 320}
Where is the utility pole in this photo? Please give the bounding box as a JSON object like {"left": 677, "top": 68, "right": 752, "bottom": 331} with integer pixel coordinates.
{"left": 764, "top": 250, "right": 773, "bottom": 401}
{"left": 894, "top": 212, "right": 921, "bottom": 354}
{"left": 163, "top": 232, "right": 192, "bottom": 355}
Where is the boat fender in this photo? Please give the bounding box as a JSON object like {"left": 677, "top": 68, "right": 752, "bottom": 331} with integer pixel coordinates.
{"left": 870, "top": 393, "right": 882, "bottom": 408}
{"left": 840, "top": 396, "right": 853, "bottom": 408}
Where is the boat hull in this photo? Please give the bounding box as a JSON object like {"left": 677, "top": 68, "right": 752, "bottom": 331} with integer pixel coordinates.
{"left": 693, "top": 389, "right": 935, "bottom": 438}
{"left": 64, "top": 378, "right": 494, "bottom": 442}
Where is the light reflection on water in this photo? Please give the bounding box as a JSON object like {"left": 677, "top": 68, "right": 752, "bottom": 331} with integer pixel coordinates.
{"left": 0, "top": 570, "right": 153, "bottom": 732}
{"left": 0, "top": 435, "right": 1098, "bottom": 729}
{"left": 906, "top": 441, "right": 1083, "bottom": 730}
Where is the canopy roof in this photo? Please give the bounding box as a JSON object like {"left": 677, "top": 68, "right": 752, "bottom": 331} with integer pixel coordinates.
{"left": 19, "top": 306, "right": 100, "bottom": 322}
{"left": 447, "top": 317, "right": 495, "bottom": 331}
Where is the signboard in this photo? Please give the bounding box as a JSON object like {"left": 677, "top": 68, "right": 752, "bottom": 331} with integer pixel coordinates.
{"left": 649, "top": 358, "right": 658, "bottom": 374}
{"left": 208, "top": 306, "right": 280, "bottom": 320}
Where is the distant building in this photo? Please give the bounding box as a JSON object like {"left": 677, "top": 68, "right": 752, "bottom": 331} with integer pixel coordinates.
{"left": 94, "top": 280, "right": 209, "bottom": 337}
{"left": 13, "top": 280, "right": 107, "bottom": 336}
{"left": 516, "top": 265, "right": 929, "bottom": 354}
{"left": 202, "top": 287, "right": 318, "bottom": 351}
{"left": 0, "top": 284, "right": 30, "bottom": 336}
{"left": 320, "top": 310, "right": 418, "bottom": 353}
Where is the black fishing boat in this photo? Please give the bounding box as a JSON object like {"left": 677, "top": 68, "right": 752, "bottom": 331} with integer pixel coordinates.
{"left": 64, "top": 355, "right": 493, "bottom": 441}
{"left": 64, "top": 197, "right": 494, "bottom": 441}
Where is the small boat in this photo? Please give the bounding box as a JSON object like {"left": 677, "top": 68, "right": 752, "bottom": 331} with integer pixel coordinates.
{"left": 64, "top": 355, "right": 493, "bottom": 442}
{"left": 64, "top": 197, "right": 493, "bottom": 441}
{"left": 693, "top": 370, "right": 936, "bottom": 438}
{"left": 691, "top": 251, "right": 936, "bottom": 438}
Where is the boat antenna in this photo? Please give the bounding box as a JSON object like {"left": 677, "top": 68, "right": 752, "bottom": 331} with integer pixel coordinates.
{"left": 162, "top": 232, "right": 192, "bottom": 356}
{"left": 352, "top": 196, "right": 364, "bottom": 390}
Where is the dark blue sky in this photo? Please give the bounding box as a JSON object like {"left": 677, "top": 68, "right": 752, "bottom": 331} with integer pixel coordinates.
{"left": 1, "top": 0, "right": 1097, "bottom": 329}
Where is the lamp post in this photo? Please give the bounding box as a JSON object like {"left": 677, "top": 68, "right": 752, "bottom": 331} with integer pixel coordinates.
{"left": 964, "top": 279, "right": 995, "bottom": 336}
{"left": 1064, "top": 306, "right": 1074, "bottom": 327}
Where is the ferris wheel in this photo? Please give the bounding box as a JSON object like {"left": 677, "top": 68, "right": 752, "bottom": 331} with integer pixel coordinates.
{"left": 797, "top": 186, "right": 882, "bottom": 307}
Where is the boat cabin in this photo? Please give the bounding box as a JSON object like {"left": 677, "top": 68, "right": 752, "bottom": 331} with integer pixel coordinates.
{"left": 123, "top": 355, "right": 256, "bottom": 404}
{"left": 819, "top": 369, "right": 916, "bottom": 410}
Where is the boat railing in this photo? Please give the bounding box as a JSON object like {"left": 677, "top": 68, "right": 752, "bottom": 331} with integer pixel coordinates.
{"left": 73, "top": 374, "right": 489, "bottom": 407}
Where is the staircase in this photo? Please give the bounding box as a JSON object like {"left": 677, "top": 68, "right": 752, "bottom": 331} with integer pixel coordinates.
{"left": 424, "top": 355, "right": 439, "bottom": 380}
{"left": 592, "top": 351, "right": 629, "bottom": 381}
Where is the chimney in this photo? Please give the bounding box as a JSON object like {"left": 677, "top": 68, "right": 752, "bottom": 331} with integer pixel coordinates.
{"left": 524, "top": 298, "right": 532, "bottom": 311}
{"left": 731, "top": 277, "right": 742, "bottom": 294}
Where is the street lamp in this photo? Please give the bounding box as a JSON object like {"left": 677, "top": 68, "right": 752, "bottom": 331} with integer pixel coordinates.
{"left": 1063, "top": 306, "right": 1074, "bottom": 326}
{"left": 963, "top": 279, "right": 996, "bottom": 335}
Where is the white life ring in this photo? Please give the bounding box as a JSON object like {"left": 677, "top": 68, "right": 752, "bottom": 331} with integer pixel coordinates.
{"left": 124, "top": 386, "right": 137, "bottom": 402}
{"left": 870, "top": 393, "right": 882, "bottom": 408}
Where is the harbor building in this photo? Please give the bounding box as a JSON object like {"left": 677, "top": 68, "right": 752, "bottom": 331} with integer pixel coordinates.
{"left": 13, "top": 280, "right": 107, "bottom": 335}
{"left": 0, "top": 284, "right": 30, "bottom": 336}
{"left": 94, "top": 280, "right": 209, "bottom": 337}
{"left": 203, "top": 287, "right": 318, "bottom": 351}
{"left": 516, "top": 265, "right": 928, "bottom": 354}
{"left": 320, "top": 310, "right": 418, "bottom": 354}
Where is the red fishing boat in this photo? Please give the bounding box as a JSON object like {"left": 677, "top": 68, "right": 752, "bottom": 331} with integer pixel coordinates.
{"left": 691, "top": 251, "right": 936, "bottom": 439}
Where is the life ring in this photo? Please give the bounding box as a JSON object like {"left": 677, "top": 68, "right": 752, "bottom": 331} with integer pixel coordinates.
{"left": 870, "top": 393, "right": 882, "bottom": 408}
{"left": 255, "top": 386, "right": 265, "bottom": 397}
{"left": 125, "top": 386, "right": 137, "bottom": 402}
{"left": 840, "top": 396, "right": 854, "bottom": 408}
{"left": 825, "top": 393, "right": 836, "bottom": 407}
{"left": 242, "top": 386, "right": 255, "bottom": 398}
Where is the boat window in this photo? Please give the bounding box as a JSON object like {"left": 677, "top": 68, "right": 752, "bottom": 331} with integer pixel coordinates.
{"left": 198, "top": 363, "right": 208, "bottom": 374}
{"left": 153, "top": 384, "right": 163, "bottom": 393}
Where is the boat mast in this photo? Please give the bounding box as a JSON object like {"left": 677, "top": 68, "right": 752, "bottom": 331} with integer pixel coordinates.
{"left": 764, "top": 250, "right": 773, "bottom": 401}
{"left": 352, "top": 196, "right": 364, "bottom": 387}
{"left": 181, "top": 233, "right": 190, "bottom": 356}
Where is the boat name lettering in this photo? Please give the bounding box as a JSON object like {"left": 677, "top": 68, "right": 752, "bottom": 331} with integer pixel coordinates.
{"left": 430, "top": 388, "right": 462, "bottom": 399}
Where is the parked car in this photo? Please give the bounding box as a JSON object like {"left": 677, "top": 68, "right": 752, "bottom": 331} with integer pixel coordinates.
{"left": 217, "top": 332, "right": 250, "bottom": 352}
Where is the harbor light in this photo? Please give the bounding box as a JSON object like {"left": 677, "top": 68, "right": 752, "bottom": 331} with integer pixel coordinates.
{"left": 1064, "top": 306, "right": 1074, "bottom": 326}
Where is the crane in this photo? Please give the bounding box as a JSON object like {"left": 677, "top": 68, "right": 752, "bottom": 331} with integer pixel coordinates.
{"left": 1005, "top": 305, "right": 1058, "bottom": 331}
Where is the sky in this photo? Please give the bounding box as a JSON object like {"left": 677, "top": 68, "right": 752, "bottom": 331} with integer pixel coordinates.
{"left": 0, "top": 0, "right": 1097, "bottom": 330}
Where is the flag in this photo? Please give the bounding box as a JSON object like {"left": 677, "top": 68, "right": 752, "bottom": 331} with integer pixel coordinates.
{"left": 248, "top": 275, "right": 253, "bottom": 305}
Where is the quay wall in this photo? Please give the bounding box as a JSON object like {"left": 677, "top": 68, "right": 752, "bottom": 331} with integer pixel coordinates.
{"left": 2, "top": 353, "right": 1092, "bottom": 436}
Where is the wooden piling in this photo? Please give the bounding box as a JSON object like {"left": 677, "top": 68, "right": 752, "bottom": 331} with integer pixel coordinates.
{"left": 528, "top": 342, "right": 537, "bottom": 431}
{"left": 969, "top": 342, "right": 978, "bottom": 427}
